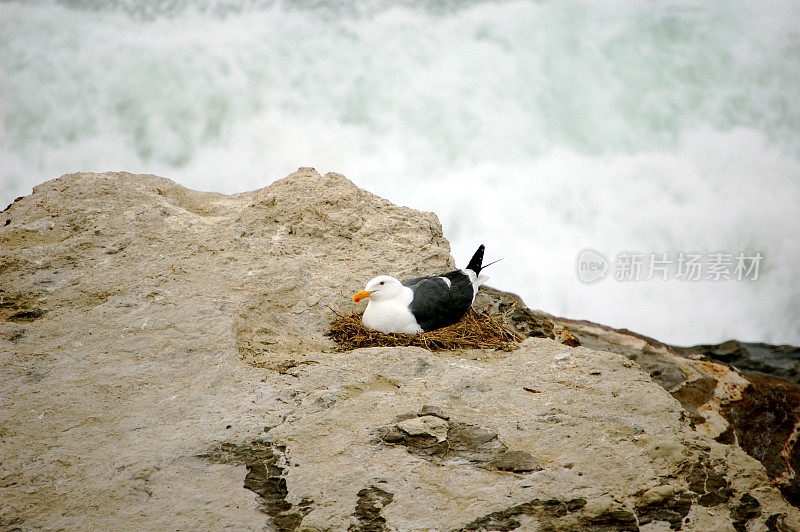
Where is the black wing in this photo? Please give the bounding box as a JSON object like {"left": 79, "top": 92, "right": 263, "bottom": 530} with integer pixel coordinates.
{"left": 402, "top": 271, "right": 475, "bottom": 332}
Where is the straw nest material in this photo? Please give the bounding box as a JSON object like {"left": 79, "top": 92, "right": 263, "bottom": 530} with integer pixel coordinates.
{"left": 326, "top": 308, "right": 524, "bottom": 352}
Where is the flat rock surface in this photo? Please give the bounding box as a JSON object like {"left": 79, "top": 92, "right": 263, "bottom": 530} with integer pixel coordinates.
{"left": 1, "top": 170, "right": 798, "bottom": 530}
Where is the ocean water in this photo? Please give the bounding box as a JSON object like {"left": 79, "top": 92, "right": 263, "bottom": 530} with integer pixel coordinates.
{"left": 2, "top": 0, "right": 799, "bottom": 346}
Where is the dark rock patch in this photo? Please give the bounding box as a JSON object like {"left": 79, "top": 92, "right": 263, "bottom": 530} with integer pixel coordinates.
{"left": 7, "top": 328, "right": 25, "bottom": 343}
{"left": 453, "top": 498, "right": 587, "bottom": 532}
{"left": 298, "top": 496, "right": 314, "bottom": 516}
{"left": 0, "top": 289, "right": 41, "bottom": 318}
{"left": 635, "top": 491, "right": 693, "bottom": 530}
{"left": 765, "top": 512, "right": 791, "bottom": 531}
{"left": 487, "top": 451, "right": 541, "bottom": 473}
{"left": 6, "top": 308, "right": 46, "bottom": 322}
{"left": 669, "top": 375, "right": 718, "bottom": 427}
{"left": 730, "top": 493, "right": 761, "bottom": 532}
{"left": 633, "top": 461, "right": 740, "bottom": 530}
{"left": 674, "top": 340, "right": 800, "bottom": 385}
{"left": 0, "top": 515, "right": 25, "bottom": 531}
{"left": 555, "top": 327, "right": 582, "bottom": 347}
{"left": 684, "top": 460, "right": 733, "bottom": 507}
{"left": 198, "top": 440, "right": 305, "bottom": 532}
{"left": 349, "top": 485, "right": 394, "bottom": 532}
{"left": 580, "top": 507, "right": 639, "bottom": 531}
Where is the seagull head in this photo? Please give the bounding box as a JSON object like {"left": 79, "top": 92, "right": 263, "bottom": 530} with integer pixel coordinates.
{"left": 353, "top": 275, "right": 404, "bottom": 303}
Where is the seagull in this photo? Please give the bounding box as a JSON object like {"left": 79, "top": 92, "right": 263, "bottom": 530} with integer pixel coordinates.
{"left": 352, "top": 245, "right": 491, "bottom": 334}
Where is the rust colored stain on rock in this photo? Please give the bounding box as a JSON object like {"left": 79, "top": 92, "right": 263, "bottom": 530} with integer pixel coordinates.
{"left": 721, "top": 373, "right": 800, "bottom": 505}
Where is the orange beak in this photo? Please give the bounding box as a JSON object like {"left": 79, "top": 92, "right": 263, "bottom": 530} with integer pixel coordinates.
{"left": 353, "top": 290, "right": 374, "bottom": 303}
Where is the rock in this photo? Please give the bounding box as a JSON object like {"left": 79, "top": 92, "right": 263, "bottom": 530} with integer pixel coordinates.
{"left": 5, "top": 308, "right": 47, "bottom": 322}
{"left": 675, "top": 340, "right": 800, "bottom": 385}
{"left": 418, "top": 404, "right": 449, "bottom": 420}
{"left": 554, "top": 325, "right": 582, "bottom": 347}
{"left": 1, "top": 170, "right": 799, "bottom": 530}
{"left": 396, "top": 415, "right": 449, "bottom": 442}
{"left": 636, "top": 491, "right": 693, "bottom": 530}
{"left": 474, "top": 286, "right": 555, "bottom": 340}
{"left": 641, "top": 484, "right": 675, "bottom": 505}
{"left": 580, "top": 495, "right": 638, "bottom": 529}
{"left": 718, "top": 373, "right": 800, "bottom": 506}
{"left": 488, "top": 451, "right": 540, "bottom": 472}
{"left": 199, "top": 440, "right": 301, "bottom": 531}
{"left": 730, "top": 493, "right": 762, "bottom": 532}
{"left": 350, "top": 485, "right": 394, "bottom": 532}
{"left": 545, "top": 315, "right": 800, "bottom": 507}
{"left": 444, "top": 421, "right": 509, "bottom": 465}
{"left": 380, "top": 411, "right": 510, "bottom": 466}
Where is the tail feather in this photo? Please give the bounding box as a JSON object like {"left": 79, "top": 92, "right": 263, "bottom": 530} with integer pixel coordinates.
{"left": 465, "top": 245, "right": 485, "bottom": 274}
{"left": 480, "top": 258, "right": 503, "bottom": 270}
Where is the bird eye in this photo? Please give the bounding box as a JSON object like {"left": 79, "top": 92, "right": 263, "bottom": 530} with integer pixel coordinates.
{"left": 379, "top": 281, "right": 385, "bottom": 285}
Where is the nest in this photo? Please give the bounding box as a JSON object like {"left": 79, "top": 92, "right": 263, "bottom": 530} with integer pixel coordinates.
{"left": 326, "top": 308, "right": 524, "bottom": 352}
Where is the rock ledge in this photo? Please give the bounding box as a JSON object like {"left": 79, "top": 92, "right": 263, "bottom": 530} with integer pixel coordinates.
{"left": 1, "top": 170, "right": 798, "bottom": 530}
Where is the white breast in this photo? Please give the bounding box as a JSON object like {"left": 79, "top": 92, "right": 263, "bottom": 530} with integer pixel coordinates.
{"left": 362, "top": 286, "right": 422, "bottom": 334}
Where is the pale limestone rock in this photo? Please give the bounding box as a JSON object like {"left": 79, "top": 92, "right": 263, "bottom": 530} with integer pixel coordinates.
{"left": 396, "top": 416, "right": 449, "bottom": 442}
{"left": 1, "top": 170, "right": 798, "bottom": 531}
{"left": 642, "top": 485, "right": 676, "bottom": 505}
